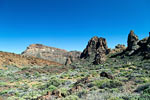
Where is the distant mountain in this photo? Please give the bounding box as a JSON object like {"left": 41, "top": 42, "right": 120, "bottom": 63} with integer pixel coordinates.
{"left": 22, "top": 44, "right": 81, "bottom": 64}
{"left": 0, "top": 51, "right": 61, "bottom": 69}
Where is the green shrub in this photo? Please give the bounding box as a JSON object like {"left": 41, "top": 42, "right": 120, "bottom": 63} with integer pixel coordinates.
{"left": 93, "top": 79, "right": 123, "bottom": 89}
{"left": 0, "top": 82, "right": 8, "bottom": 86}
{"left": 139, "top": 87, "right": 150, "bottom": 99}
{"left": 108, "top": 97, "right": 123, "bottom": 100}
{"left": 49, "top": 78, "right": 61, "bottom": 87}
{"left": 60, "top": 88, "right": 69, "bottom": 97}
{"left": 48, "top": 85, "right": 57, "bottom": 92}
{"left": 0, "top": 90, "right": 9, "bottom": 95}
{"left": 63, "top": 95, "right": 79, "bottom": 100}
{"left": 135, "top": 83, "right": 150, "bottom": 92}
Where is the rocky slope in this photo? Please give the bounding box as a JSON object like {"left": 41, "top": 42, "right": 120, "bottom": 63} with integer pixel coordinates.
{"left": 0, "top": 51, "right": 61, "bottom": 69}
{"left": 22, "top": 44, "right": 81, "bottom": 64}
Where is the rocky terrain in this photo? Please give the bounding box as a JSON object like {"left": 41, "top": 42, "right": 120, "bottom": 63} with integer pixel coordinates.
{"left": 0, "top": 51, "right": 61, "bottom": 69}
{"left": 0, "top": 30, "right": 150, "bottom": 100}
{"left": 22, "top": 44, "right": 81, "bottom": 64}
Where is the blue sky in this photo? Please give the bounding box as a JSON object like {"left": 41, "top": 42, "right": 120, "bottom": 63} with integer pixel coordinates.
{"left": 0, "top": 0, "right": 150, "bottom": 54}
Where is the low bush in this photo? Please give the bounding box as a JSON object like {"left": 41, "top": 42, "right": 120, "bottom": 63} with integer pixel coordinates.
{"left": 63, "top": 95, "right": 79, "bottom": 100}
{"left": 93, "top": 79, "right": 123, "bottom": 89}
{"left": 48, "top": 85, "right": 57, "bottom": 92}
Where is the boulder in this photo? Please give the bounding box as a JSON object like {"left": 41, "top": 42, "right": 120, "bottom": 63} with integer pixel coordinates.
{"left": 100, "top": 72, "right": 114, "bottom": 79}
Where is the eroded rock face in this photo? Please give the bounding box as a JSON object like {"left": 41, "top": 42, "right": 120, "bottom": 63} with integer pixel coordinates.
{"left": 80, "top": 36, "right": 109, "bottom": 64}
{"left": 127, "top": 30, "right": 140, "bottom": 55}
{"left": 80, "top": 36, "right": 99, "bottom": 58}
{"left": 125, "top": 30, "right": 150, "bottom": 57}
{"left": 93, "top": 52, "right": 106, "bottom": 64}
{"left": 22, "top": 44, "right": 81, "bottom": 64}
{"left": 127, "top": 30, "right": 139, "bottom": 51}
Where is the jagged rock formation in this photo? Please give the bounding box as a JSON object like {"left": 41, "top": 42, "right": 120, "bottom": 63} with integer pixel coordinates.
{"left": 127, "top": 30, "right": 140, "bottom": 55}
{"left": 111, "top": 31, "right": 150, "bottom": 59}
{"left": 80, "top": 36, "right": 110, "bottom": 64}
{"left": 112, "top": 30, "right": 150, "bottom": 58}
{"left": 127, "top": 30, "right": 139, "bottom": 50}
{"left": 0, "top": 51, "right": 61, "bottom": 68}
{"left": 22, "top": 44, "right": 81, "bottom": 64}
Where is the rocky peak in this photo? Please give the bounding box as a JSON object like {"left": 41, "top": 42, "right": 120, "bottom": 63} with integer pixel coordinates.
{"left": 127, "top": 30, "right": 139, "bottom": 51}
{"left": 80, "top": 36, "right": 109, "bottom": 64}
{"left": 80, "top": 36, "right": 109, "bottom": 59}
{"left": 126, "top": 30, "right": 140, "bottom": 55}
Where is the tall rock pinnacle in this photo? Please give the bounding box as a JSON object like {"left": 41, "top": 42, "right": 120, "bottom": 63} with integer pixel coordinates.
{"left": 127, "top": 30, "right": 139, "bottom": 51}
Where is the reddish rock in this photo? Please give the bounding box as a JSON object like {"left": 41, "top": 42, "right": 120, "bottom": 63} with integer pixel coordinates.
{"left": 0, "top": 51, "right": 61, "bottom": 68}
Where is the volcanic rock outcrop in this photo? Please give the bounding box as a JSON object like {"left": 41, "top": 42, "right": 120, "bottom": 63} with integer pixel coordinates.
{"left": 127, "top": 30, "right": 140, "bottom": 55}
{"left": 80, "top": 36, "right": 110, "bottom": 64}
{"left": 22, "top": 44, "right": 81, "bottom": 64}
{"left": 120, "top": 30, "right": 150, "bottom": 57}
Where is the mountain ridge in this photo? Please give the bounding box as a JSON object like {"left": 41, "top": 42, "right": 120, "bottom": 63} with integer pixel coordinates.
{"left": 22, "top": 44, "right": 81, "bottom": 64}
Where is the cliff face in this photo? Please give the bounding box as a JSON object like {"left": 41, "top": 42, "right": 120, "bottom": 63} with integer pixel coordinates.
{"left": 22, "top": 44, "right": 81, "bottom": 64}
